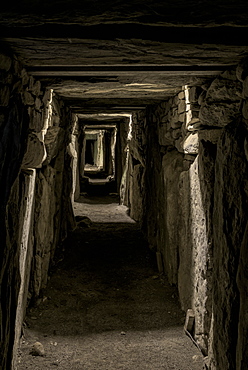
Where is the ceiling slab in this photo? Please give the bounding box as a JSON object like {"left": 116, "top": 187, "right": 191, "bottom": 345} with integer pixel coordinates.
{"left": 2, "top": 37, "right": 248, "bottom": 67}
{"left": 1, "top": 1, "right": 247, "bottom": 111}
{"left": 1, "top": 1, "right": 248, "bottom": 27}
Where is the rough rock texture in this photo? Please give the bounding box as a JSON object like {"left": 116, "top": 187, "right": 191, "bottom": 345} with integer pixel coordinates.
{"left": 127, "top": 111, "right": 146, "bottom": 222}
{"left": 161, "top": 150, "right": 184, "bottom": 285}
{"left": 124, "top": 63, "right": 248, "bottom": 368}
{"left": 12, "top": 169, "right": 36, "bottom": 369}
{"left": 0, "top": 53, "right": 29, "bottom": 370}
{"left": 129, "top": 163, "right": 144, "bottom": 221}
{"left": 236, "top": 223, "right": 248, "bottom": 370}
{"left": 179, "top": 155, "right": 213, "bottom": 355}
{"left": 212, "top": 122, "right": 248, "bottom": 369}
{"left": 0, "top": 51, "right": 76, "bottom": 370}
{"left": 199, "top": 73, "right": 242, "bottom": 127}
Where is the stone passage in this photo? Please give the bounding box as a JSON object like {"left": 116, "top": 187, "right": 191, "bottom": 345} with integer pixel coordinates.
{"left": 2, "top": 5, "right": 248, "bottom": 368}
{"left": 17, "top": 201, "right": 203, "bottom": 369}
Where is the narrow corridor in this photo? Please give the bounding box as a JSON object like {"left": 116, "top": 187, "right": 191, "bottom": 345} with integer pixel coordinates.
{"left": 17, "top": 197, "right": 204, "bottom": 369}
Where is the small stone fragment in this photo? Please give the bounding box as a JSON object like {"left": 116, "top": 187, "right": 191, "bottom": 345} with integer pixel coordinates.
{"left": 32, "top": 80, "right": 42, "bottom": 96}
{"left": 182, "top": 132, "right": 199, "bottom": 154}
{"left": 30, "top": 341, "right": 45, "bottom": 356}
{"left": 23, "top": 90, "right": 34, "bottom": 105}
{"left": 178, "top": 91, "right": 185, "bottom": 100}
{"left": 192, "top": 355, "right": 203, "bottom": 362}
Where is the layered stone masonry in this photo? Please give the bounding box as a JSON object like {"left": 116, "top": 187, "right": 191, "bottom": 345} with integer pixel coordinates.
{"left": 157, "top": 85, "right": 202, "bottom": 157}
{"left": 157, "top": 69, "right": 243, "bottom": 158}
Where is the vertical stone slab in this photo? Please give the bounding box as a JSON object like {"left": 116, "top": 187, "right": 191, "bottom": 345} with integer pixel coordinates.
{"left": 130, "top": 163, "right": 144, "bottom": 222}
{"left": 0, "top": 91, "right": 29, "bottom": 370}
{"left": 162, "top": 150, "right": 184, "bottom": 285}
{"left": 236, "top": 223, "right": 248, "bottom": 370}
{"left": 178, "top": 155, "right": 212, "bottom": 354}
{"left": 212, "top": 123, "right": 248, "bottom": 369}
{"left": 12, "top": 169, "right": 36, "bottom": 370}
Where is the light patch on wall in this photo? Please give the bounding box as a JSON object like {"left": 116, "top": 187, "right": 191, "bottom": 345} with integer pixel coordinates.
{"left": 128, "top": 114, "right": 133, "bottom": 141}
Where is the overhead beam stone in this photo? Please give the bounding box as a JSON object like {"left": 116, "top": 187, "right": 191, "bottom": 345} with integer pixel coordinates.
{"left": 27, "top": 65, "right": 225, "bottom": 77}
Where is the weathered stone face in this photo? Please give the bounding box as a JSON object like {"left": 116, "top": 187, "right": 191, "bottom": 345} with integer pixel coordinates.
{"left": 0, "top": 52, "right": 76, "bottom": 370}
{"left": 212, "top": 123, "right": 248, "bottom": 370}
{"left": 122, "top": 61, "right": 248, "bottom": 369}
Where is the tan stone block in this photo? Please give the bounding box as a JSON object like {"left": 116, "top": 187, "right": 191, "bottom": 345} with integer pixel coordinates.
{"left": 23, "top": 90, "right": 34, "bottom": 105}
{"left": 29, "top": 75, "right": 34, "bottom": 90}
{"left": 35, "top": 97, "right": 42, "bottom": 111}
{"left": 182, "top": 132, "right": 199, "bottom": 154}
{"left": 29, "top": 108, "right": 43, "bottom": 132}
{"left": 206, "top": 77, "right": 242, "bottom": 102}
{"left": 22, "top": 133, "right": 46, "bottom": 169}
{"left": 179, "top": 113, "right": 185, "bottom": 123}
{"left": 199, "top": 102, "right": 240, "bottom": 127}
{"left": 33, "top": 80, "right": 42, "bottom": 96}
{"left": 178, "top": 91, "right": 185, "bottom": 100}
{"left": 173, "top": 95, "right": 179, "bottom": 106}
{"left": 21, "top": 69, "right": 29, "bottom": 86}
{"left": 178, "top": 99, "right": 186, "bottom": 114}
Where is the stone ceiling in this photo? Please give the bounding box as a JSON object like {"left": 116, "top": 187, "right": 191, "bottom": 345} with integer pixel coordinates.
{"left": 1, "top": 0, "right": 248, "bottom": 114}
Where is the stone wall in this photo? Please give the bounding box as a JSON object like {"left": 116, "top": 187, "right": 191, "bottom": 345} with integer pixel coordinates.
{"left": 0, "top": 51, "right": 75, "bottom": 369}
{"left": 28, "top": 96, "right": 76, "bottom": 303}
{"left": 0, "top": 51, "right": 30, "bottom": 370}
{"left": 129, "top": 62, "right": 248, "bottom": 369}
{"left": 208, "top": 64, "right": 248, "bottom": 370}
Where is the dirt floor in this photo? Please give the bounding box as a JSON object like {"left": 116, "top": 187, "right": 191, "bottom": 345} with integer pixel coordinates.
{"left": 17, "top": 195, "right": 205, "bottom": 370}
